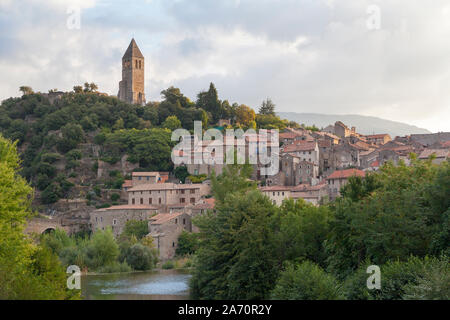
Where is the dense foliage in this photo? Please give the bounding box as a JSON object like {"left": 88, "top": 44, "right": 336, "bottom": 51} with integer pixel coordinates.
{"left": 41, "top": 221, "right": 158, "bottom": 273}
{"left": 0, "top": 134, "right": 78, "bottom": 299}
{"left": 190, "top": 158, "right": 450, "bottom": 300}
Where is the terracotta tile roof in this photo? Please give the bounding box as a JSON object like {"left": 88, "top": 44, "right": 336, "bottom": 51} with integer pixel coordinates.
{"left": 259, "top": 185, "right": 292, "bottom": 192}
{"left": 322, "top": 132, "right": 340, "bottom": 140}
{"left": 283, "top": 141, "right": 316, "bottom": 152}
{"left": 149, "top": 212, "right": 185, "bottom": 225}
{"left": 326, "top": 169, "right": 365, "bottom": 180}
{"left": 122, "top": 180, "right": 133, "bottom": 188}
{"left": 351, "top": 141, "right": 371, "bottom": 151}
{"left": 96, "top": 204, "right": 158, "bottom": 212}
{"left": 366, "top": 134, "right": 391, "bottom": 139}
{"left": 189, "top": 198, "right": 215, "bottom": 210}
{"left": 441, "top": 141, "right": 450, "bottom": 148}
{"left": 280, "top": 132, "right": 300, "bottom": 139}
{"left": 370, "top": 160, "right": 380, "bottom": 167}
{"left": 418, "top": 149, "right": 449, "bottom": 159}
{"left": 318, "top": 140, "right": 331, "bottom": 148}
{"left": 128, "top": 183, "right": 202, "bottom": 192}
{"left": 132, "top": 172, "right": 160, "bottom": 177}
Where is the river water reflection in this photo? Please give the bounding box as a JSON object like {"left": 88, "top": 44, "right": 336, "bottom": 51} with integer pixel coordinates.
{"left": 81, "top": 269, "right": 191, "bottom": 300}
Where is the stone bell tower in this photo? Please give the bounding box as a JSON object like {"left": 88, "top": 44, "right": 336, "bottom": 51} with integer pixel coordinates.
{"left": 118, "top": 38, "right": 146, "bottom": 105}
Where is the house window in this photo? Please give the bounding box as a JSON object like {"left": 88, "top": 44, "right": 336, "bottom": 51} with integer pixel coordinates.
{"left": 138, "top": 176, "right": 142, "bottom": 180}
{"left": 180, "top": 198, "right": 185, "bottom": 203}
{"left": 100, "top": 217, "right": 103, "bottom": 222}
{"left": 181, "top": 190, "right": 185, "bottom": 194}
{"left": 113, "top": 219, "right": 117, "bottom": 225}
{"left": 183, "top": 218, "right": 186, "bottom": 225}
{"left": 95, "top": 217, "right": 97, "bottom": 222}
{"left": 146, "top": 176, "right": 149, "bottom": 180}
{"left": 172, "top": 242, "right": 175, "bottom": 247}
{"left": 190, "top": 189, "right": 195, "bottom": 194}
{"left": 159, "top": 198, "right": 162, "bottom": 204}
{"left": 140, "top": 198, "right": 143, "bottom": 204}
{"left": 139, "top": 60, "right": 142, "bottom": 69}
{"left": 175, "top": 219, "right": 178, "bottom": 224}
{"left": 135, "top": 60, "right": 138, "bottom": 68}
{"left": 282, "top": 192, "right": 284, "bottom": 196}
{"left": 132, "top": 198, "right": 135, "bottom": 204}
{"left": 190, "top": 198, "right": 195, "bottom": 203}
{"left": 273, "top": 192, "right": 275, "bottom": 196}
{"left": 149, "top": 198, "right": 152, "bottom": 204}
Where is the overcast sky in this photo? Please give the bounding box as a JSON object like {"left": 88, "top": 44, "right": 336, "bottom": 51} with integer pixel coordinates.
{"left": 1, "top": 0, "right": 449, "bottom": 132}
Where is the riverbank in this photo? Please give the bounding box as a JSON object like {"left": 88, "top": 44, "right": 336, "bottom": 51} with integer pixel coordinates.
{"left": 81, "top": 269, "right": 192, "bottom": 300}
{"left": 84, "top": 267, "right": 193, "bottom": 276}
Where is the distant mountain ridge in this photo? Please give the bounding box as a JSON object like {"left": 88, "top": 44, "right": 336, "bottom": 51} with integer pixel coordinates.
{"left": 277, "top": 112, "right": 431, "bottom": 137}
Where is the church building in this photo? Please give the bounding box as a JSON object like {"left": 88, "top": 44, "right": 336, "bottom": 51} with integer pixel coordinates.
{"left": 118, "top": 38, "right": 146, "bottom": 105}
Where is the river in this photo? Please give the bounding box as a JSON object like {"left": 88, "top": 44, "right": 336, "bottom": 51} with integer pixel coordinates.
{"left": 81, "top": 269, "right": 192, "bottom": 300}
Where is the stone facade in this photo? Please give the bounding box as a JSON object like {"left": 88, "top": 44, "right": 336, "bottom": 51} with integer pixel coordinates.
{"left": 326, "top": 168, "right": 365, "bottom": 200}
{"left": 148, "top": 212, "right": 192, "bottom": 260}
{"left": 118, "top": 38, "right": 146, "bottom": 105}
{"left": 127, "top": 182, "right": 210, "bottom": 211}
{"left": 365, "top": 134, "right": 392, "bottom": 146}
{"left": 259, "top": 186, "right": 292, "bottom": 206}
{"left": 132, "top": 171, "right": 169, "bottom": 185}
{"left": 90, "top": 205, "right": 158, "bottom": 237}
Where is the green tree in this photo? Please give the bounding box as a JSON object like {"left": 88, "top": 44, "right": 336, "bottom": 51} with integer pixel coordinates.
{"left": 122, "top": 220, "right": 149, "bottom": 240}
{"left": 0, "top": 134, "right": 76, "bottom": 299}
{"left": 190, "top": 175, "right": 278, "bottom": 299}
{"left": 162, "top": 115, "right": 182, "bottom": 131}
{"left": 176, "top": 231, "right": 200, "bottom": 256}
{"left": 19, "top": 86, "right": 34, "bottom": 95}
{"left": 343, "top": 256, "right": 449, "bottom": 300}
{"left": 271, "top": 261, "right": 344, "bottom": 300}
{"left": 235, "top": 104, "right": 256, "bottom": 127}
{"left": 258, "top": 98, "right": 276, "bottom": 116}
{"left": 326, "top": 159, "right": 447, "bottom": 279}
{"left": 174, "top": 166, "right": 189, "bottom": 183}
{"left": 85, "top": 228, "right": 119, "bottom": 269}
{"left": 73, "top": 85, "right": 83, "bottom": 94}
{"left": 196, "top": 83, "right": 223, "bottom": 123}
{"left": 125, "top": 243, "right": 158, "bottom": 271}
{"left": 275, "top": 199, "right": 332, "bottom": 267}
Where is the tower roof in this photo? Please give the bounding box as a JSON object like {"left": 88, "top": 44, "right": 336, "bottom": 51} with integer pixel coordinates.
{"left": 123, "top": 38, "right": 144, "bottom": 59}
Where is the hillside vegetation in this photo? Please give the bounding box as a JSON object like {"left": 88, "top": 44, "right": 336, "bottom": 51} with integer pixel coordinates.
{"left": 0, "top": 83, "right": 294, "bottom": 206}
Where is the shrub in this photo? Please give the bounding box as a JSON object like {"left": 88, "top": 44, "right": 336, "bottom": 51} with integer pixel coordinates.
{"left": 403, "top": 256, "right": 450, "bottom": 300}
{"left": 110, "top": 193, "right": 120, "bottom": 202}
{"left": 162, "top": 260, "right": 175, "bottom": 270}
{"left": 36, "top": 173, "right": 51, "bottom": 191}
{"left": 66, "top": 149, "right": 82, "bottom": 161}
{"left": 97, "top": 262, "right": 132, "bottom": 274}
{"left": 96, "top": 203, "right": 111, "bottom": 209}
{"left": 125, "top": 243, "right": 157, "bottom": 271}
{"left": 271, "top": 261, "right": 344, "bottom": 300}
{"left": 85, "top": 228, "right": 119, "bottom": 270}
{"left": 41, "top": 153, "right": 62, "bottom": 164}
{"left": 343, "top": 256, "right": 449, "bottom": 300}
{"left": 187, "top": 174, "right": 207, "bottom": 183}
{"left": 41, "top": 183, "right": 61, "bottom": 204}
{"left": 36, "top": 162, "right": 57, "bottom": 178}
